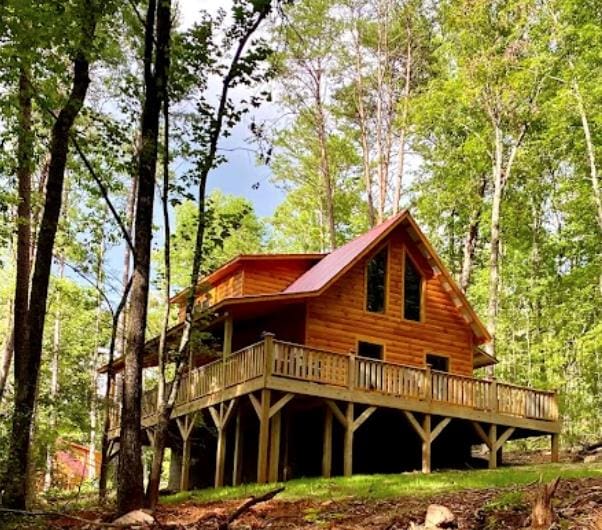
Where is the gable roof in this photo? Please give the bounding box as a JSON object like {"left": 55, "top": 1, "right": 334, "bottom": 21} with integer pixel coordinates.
{"left": 213, "top": 210, "right": 491, "bottom": 345}
{"left": 170, "top": 253, "right": 324, "bottom": 304}
{"left": 285, "top": 212, "right": 403, "bottom": 294}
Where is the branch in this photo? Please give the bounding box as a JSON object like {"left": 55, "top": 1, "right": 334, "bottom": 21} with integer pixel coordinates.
{"left": 218, "top": 487, "right": 285, "bottom": 530}
{"left": 70, "top": 135, "right": 136, "bottom": 255}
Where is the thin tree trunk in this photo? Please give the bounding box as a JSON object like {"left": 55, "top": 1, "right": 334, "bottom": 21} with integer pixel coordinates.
{"left": 394, "top": 34, "right": 412, "bottom": 215}
{"left": 145, "top": 81, "right": 172, "bottom": 510}
{"left": 117, "top": 0, "right": 170, "bottom": 514}
{"left": 88, "top": 239, "right": 104, "bottom": 482}
{"left": 375, "top": 0, "right": 386, "bottom": 223}
{"left": 98, "top": 172, "right": 137, "bottom": 502}
{"left": 43, "top": 258, "right": 64, "bottom": 492}
{"left": 314, "top": 77, "right": 336, "bottom": 250}
{"left": 572, "top": 81, "right": 602, "bottom": 233}
{"left": 0, "top": 298, "right": 15, "bottom": 403}
{"left": 486, "top": 125, "right": 504, "bottom": 360}
{"left": 352, "top": 16, "right": 375, "bottom": 227}
{"left": 460, "top": 176, "right": 487, "bottom": 293}
{"left": 98, "top": 275, "right": 133, "bottom": 501}
{"left": 486, "top": 122, "right": 525, "bottom": 361}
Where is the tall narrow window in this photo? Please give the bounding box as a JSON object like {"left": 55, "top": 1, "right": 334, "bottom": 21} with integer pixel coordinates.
{"left": 404, "top": 253, "right": 422, "bottom": 321}
{"left": 366, "top": 247, "right": 387, "bottom": 313}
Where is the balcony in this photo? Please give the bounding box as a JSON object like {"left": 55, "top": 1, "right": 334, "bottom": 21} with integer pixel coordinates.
{"left": 108, "top": 335, "right": 560, "bottom": 436}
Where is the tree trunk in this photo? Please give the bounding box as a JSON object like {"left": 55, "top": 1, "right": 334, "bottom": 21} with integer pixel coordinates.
{"left": 4, "top": 10, "right": 97, "bottom": 503}
{"left": 352, "top": 16, "right": 375, "bottom": 227}
{"left": 43, "top": 259, "right": 64, "bottom": 492}
{"left": 314, "top": 80, "right": 336, "bottom": 250}
{"left": 117, "top": 0, "right": 171, "bottom": 514}
{"left": 145, "top": 79, "right": 172, "bottom": 510}
{"left": 460, "top": 176, "right": 487, "bottom": 293}
{"left": 88, "top": 240, "right": 104, "bottom": 482}
{"left": 486, "top": 125, "right": 504, "bottom": 359}
{"left": 393, "top": 34, "right": 412, "bottom": 215}
{"left": 0, "top": 299, "right": 15, "bottom": 403}
{"left": 98, "top": 172, "right": 137, "bottom": 502}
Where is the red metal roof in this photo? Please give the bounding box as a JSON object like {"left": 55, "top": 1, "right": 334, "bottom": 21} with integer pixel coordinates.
{"left": 285, "top": 211, "right": 407, "bottom": 294}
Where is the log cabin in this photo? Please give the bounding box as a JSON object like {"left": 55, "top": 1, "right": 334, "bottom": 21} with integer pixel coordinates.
{"left": 103, "top": 211, "right": 560, "bottom": 490}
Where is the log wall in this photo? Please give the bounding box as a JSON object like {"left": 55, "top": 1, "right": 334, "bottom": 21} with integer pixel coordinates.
{"left": 305, "top": 228, "right": 474, "bottom": 375}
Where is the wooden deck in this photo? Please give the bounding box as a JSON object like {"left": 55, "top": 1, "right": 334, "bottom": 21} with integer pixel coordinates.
{"left": 109, "top": 335, "right": 560, "bottom": 438}
{"left": 106, "top": 334, "right": 561, "bottom": 489}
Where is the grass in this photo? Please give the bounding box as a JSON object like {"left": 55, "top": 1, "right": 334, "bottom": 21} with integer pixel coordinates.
{"left": 162, "top": 462, "right": 602, "bottom": 505}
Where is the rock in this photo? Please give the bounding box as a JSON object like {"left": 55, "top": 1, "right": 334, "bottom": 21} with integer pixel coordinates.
{"left": 583, "top": 452, "right": 602, "bottom": 464}
{"left": 424, "top": 504, "right": 456, "bottom": 528}
{"left": 112, "top": 509, "right": 155, "bottom": 527}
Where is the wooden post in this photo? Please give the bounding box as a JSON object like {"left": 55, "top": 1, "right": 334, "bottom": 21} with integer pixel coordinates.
{"left": 424, "top": 364, "right": 432, "bottom": 402}
{"left": 176, "top": 415, "right": 196, "bottom": 492}
{"left": 223, "top": 313, "right": 233, "bottom": 357}
{"left": 214, "top": 426, "right": 227, "bottom": 487}
{"left": 422, "top": 414, "right": 432, "bottom": 473}
{"left": 344, "top": 402, "right": 354, "bottom": 476}
{"left": 322, "top": 406, "right": 333, "bottom": 478}
{"left": 181, "top": 437, "right": 191, "bottom": 491}
{"left": 488, "top": 424, "right": 498, "bottom": 469}
{"left": 262, "top": 332, "right": 275, "bottom": 386}
{"left": 232, "top": 408, "right": 243, "bottom": 486}
{"left": 268, "top": 409, "right": 282, "bottom": 482}
{"left": 551, "top": 433, "right": 559, "bottom": 463}
{"left": 348, "top": 354, "right": 355, "bottom": 389}
{"left": 490, "top": 377, "right": 498, "bottom": 412}
{"left": 257, "top": 388, "right": 271, "bottom": 483}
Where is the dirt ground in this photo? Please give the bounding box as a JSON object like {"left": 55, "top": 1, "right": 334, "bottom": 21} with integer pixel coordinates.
{"left": 43, "top": 477, "right": 600, "bottom": 529}
{"left": 151, "top": 477, "right": 602, "bottom": 529}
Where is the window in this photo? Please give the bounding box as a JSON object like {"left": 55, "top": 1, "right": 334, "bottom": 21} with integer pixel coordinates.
{"left": 403, "top": 253, "right": 422, "bottom": 321}
{"left": 426, "top": 353, "right": 449, "bottom": 372}
{"left": 358, "top": 341, "right": 383, "bottom": 360}
{"left": 366, "top": 247, "right": 388, "bottom": 313}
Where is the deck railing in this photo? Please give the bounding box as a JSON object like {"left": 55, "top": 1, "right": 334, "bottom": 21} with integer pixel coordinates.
{"left": 109, "top": 336, "right": 559, "bottom": 432}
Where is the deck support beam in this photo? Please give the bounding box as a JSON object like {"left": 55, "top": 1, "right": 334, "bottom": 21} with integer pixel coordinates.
{"left": 344, "top": 402, "right": 354, "bottom": 476}
{"left": 551, "top": 433, "right": 559, "bottom": 463}
{"left": 232, "top": 407, "right": 244, "bottom": 486}
{"left": 268, "top": 409, "right": 282, "bottom": 482}
{"left": 488, "top": 424, "right": 497, "bottom": 468}
{"left": 176, "top": 413, "right": 197, "bottom": 491}
{"left": 209, "top": 399, "right": 237, "bottom": 487}
{"left": 404, "top": 412, "right": 451, "bottom": 474}
{"left": 322, "top": 406, "right": 333, "bottom": 478}
{"left": 472, "top": 422, "right": 515, "bottom": 469}
{"left": 257, "top": 389, "right": 271, "bottom": 483}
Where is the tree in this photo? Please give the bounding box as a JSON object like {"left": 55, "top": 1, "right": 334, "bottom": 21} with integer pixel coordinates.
{"left": 144, "top": 0, "right": 276, "bottom": 508}
{"left": 3, "top": 0, "right": 107, "bottom": 508}
{"left": 117, "top": 0, "right": 172, "bottom": 514}
{"left": 157, "top": 191, "right": 265, "bottom": 292}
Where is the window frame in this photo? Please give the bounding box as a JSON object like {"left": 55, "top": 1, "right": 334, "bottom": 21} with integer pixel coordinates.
{"left": 364, "top": 242, "right": 390, "bottom": 315}
{"left": 402, "top": 247, "right": 424, "bottom": 323}
{"left": 356, "top": 337, "right": 386, "bottom": 360}
{"left": 425, "top": 352, "right": 450, "bottom": 372}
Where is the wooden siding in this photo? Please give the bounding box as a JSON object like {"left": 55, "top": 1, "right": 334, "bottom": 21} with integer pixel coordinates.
{"left": 178, "top": 268, "right": 245, "bottom": 321}
{"left": 305, "top": 227, "right": 474, "bottom": 376}
{"left": 177, "top": 259, "right": 316, "bottom": 322}
{"left": 242, "top": 259, "right": 316, "bottom": 295}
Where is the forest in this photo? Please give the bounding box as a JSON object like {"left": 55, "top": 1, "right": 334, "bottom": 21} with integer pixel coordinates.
{"left": 0, "top": 0, "right": 600, "bottom": 525}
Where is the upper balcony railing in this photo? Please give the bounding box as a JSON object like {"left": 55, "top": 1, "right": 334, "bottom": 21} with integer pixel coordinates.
{"left": 109, "top": 335, "right": 559, "bottom": 432}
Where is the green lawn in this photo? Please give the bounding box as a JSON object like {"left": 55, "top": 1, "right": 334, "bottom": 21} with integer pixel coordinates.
{"left": 162, "top": 463, "right": 602, "bottom": 505}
